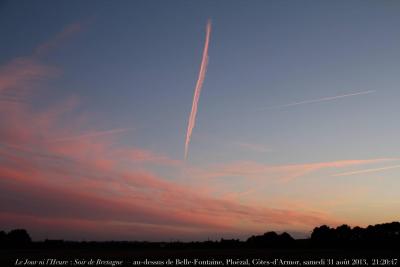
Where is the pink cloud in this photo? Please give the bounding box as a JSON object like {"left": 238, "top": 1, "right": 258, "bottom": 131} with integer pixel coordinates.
{"left": 0, "top": 99, "right": 336, "bottom": 238}
{"left": 116, "top": 148, "right": 182, "bottom": 166}
{"left": 0, "top": 21, "right": 83, "bottom": 96}
{"left": 0, "top": 92, "right": 335, "bottom": 240}
{"left": 0, "top": 58, "right": 57, "bottom": 96}
{"left": 0, "top": 151, "right": 335, "bottom": 240}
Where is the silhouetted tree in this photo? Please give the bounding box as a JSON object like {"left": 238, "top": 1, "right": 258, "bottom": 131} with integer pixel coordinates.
{"left": 279, "top": 232, "right": 295, "bottom": 244}
{"left": 246, "top": 231, "right": 294, "bottom": 248}
{"left": 351, "top": 226, "right": 365, "bottom": 242}
{"left": 311, "top": 225, "right": 334, "bottom": 245}
{"left": 336, "top": 224, "right": 352, "bottom": 242}
{"left": 7, "top": 229, "right": 31, "bottom": 247}
{"left": 0, "top": 230, "right": 6, "bottom": 247}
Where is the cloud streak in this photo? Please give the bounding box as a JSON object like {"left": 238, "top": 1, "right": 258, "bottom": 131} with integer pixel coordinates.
{"left": 184, "top": 19, "right": 211, "bottom": 160}
{"left": 263, "top": 90, "right": 375, "bottom": 110}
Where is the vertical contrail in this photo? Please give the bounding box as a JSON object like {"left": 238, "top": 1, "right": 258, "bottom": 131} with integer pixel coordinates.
{"left": 184, "top": 20, "right": 212, "bottom": 160}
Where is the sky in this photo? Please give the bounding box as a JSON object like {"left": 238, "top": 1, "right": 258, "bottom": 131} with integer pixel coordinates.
{"left": 1, "top": 0, "right": 400, "bottom": 241}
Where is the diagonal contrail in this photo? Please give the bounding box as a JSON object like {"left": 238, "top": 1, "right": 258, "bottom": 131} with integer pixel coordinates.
{"left": 262, "top": 90, "right": 375, "bottom": 110}
{"left": 332, "top": 164, "right": 400, "bottom": 177}
{"left": 184, "top": 20, "right": 212, "bottom": 160}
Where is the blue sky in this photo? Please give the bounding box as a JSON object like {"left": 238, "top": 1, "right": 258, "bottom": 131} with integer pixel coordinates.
{"left": 0, "top": 0, "right": 400, "bottom": 240}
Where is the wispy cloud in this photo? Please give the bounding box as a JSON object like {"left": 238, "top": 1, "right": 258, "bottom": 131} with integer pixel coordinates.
{"left": 0, "top": 102, "right": 332, "bottom": 239}
{"left": 33, "top": 22, "right": 83, "bottom": 57}
{"left": 184, "top": 19, "right": 212, "bottom": 160}
{"left": 0, "top": 58, "right": 57, "bottom": 94}
{"left": 196, "top": 158, "right": 399, "bottom": 181}
{"left": 48, "top": 128, "right": 131, "bottom": 142}
{"left": 234, "top": 142, "right": 271, "bottom": 153}
{"left": 332, "top": 164, "right": 400, "bottom": 177}
{"left": 262, "top": 90, "right": 375, "bottom": 110}
{"left": 0, "top": 21, "right": 83, "bottom": 98}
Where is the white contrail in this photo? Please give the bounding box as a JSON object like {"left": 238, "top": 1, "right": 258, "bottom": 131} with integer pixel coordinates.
{"left": 332, "top": 164, "right": 400, "bottom": 177}
{"left": 262, "top": 90, "right": 375, "bottom": 110}
{"left": 184, "top": 20, "right": 212, "bottom": 160}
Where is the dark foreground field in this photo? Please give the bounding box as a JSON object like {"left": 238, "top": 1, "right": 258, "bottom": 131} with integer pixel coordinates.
{"left": 1, "top": 247, "right": 399, "bottom": 267}
{"left": 2, "top": 223, "right": 400, "bottom": 266}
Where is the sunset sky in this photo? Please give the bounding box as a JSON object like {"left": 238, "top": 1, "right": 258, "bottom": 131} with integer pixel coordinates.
{"left": 1, "top": 0, "right": 400, "bottom": 241}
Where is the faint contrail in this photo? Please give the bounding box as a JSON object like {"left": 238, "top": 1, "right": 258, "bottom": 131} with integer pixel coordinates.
{"left": 262, "top": 90, "right": 375, "bottom": 110}
{"left": 332, "top": 164, "right": 400, "bottom": 177}
{"left": 184, "top": 20, "right": 212, "bottom": 160}
{"left": 49, "top": 128, "right": 130, "bottom": 142}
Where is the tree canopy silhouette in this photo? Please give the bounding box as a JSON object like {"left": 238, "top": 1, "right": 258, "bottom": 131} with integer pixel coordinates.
{"left": 0, "top": 229, "right": 31, "bottom": 248}
{"left": 310, "top": 222, "right": 400, "bottom": 247}
{"left": 246, "top": 231, "right": 295, "bottom": 247}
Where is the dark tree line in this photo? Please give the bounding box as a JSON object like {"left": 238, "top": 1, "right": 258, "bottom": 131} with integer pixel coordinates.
{"left": 1, "top": 221, "right": 400, "bottom": 249}
{"left": 311, "top": 222, "right": 400, "bottom": 248}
